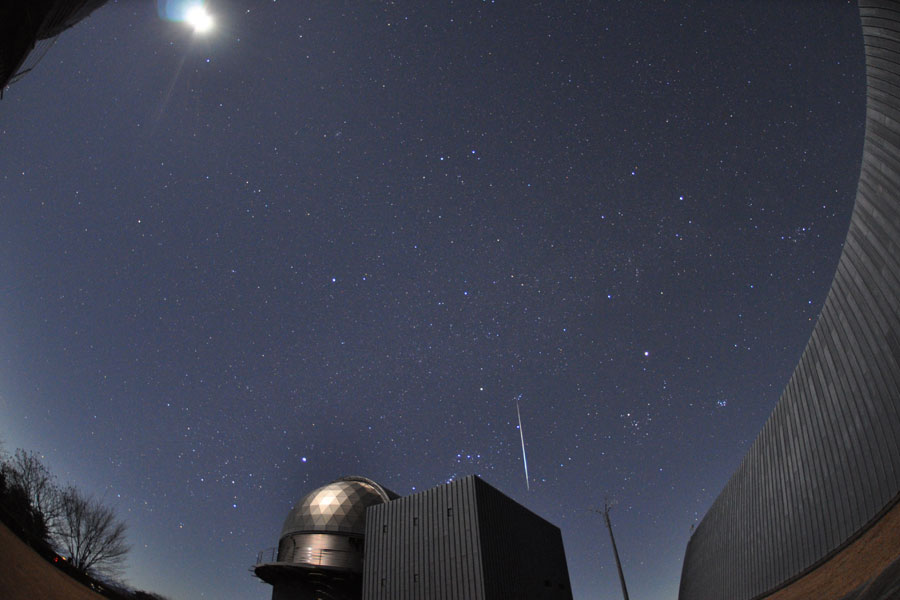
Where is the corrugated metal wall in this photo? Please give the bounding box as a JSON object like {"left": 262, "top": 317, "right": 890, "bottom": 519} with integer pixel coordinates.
{"left": 363, "top": 476, "right": 486, "bottom": 600}
{"left": 679, "top": 2, "right": 900, "bottom": 599}
{"left": 362, "top": 476, "right": 573, "bottom": 600}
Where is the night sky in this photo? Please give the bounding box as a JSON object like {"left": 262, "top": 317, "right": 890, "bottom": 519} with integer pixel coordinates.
{"left": 0, "top": 2, "right": 866, "bottom": 599}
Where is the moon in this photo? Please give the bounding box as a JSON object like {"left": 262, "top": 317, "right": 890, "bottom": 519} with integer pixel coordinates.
{"left": 184, "top": 4, "right": 214, "bottom": 34}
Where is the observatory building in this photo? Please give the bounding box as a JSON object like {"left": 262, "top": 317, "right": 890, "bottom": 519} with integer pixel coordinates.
{"left": 254, "top": 475, "right": 572, "bottom": 600}
{"left": 1, "top": 0, "right": 110, "bottom": 95}
{"left": 254, "top": 476, "right": 399, "bottom": 600}
{"left": 678, "top": 2, "right": 900, "bottom": 599}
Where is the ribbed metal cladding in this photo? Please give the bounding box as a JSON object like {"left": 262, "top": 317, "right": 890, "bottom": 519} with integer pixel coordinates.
{"left": 362, "top": 475, "right": 573, "bottom": 600}
{"left": 678, "top": 2, "right": 900, "bottom": 599}
{"left": 363, "top": 475, "right": 485, "bottom": 600}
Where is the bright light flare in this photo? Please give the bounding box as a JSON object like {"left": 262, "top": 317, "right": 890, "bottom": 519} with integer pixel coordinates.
{"left": 184, "top": 5, "right": 214, "bottom": 33}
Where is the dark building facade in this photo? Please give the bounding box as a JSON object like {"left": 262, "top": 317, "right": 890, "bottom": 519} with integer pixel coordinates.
{"left": 1, "top": 0, "right": 109, "bottom": 94}
{"left": 255, "top": 475, "right": 572, "bottom": 600}
{"left": 679, "top": 2, "right": 900, "bottom": 599}
{"left": 362, "top": 476, "right": 572, "bottom": 600}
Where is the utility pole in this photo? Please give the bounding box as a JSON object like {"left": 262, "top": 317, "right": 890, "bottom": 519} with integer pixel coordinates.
{"left": 591, "top": 501, "right": 630, "bottom": 600}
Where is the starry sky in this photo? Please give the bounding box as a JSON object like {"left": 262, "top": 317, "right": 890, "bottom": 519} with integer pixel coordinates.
{"left": 0, "top": 1, "right": 866, "bottom": 599}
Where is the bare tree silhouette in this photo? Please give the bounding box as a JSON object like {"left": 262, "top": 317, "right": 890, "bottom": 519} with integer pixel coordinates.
{"left": 3, "top": 449, "right": 60, "bottom": 534}
{"left": 54, "top": 485, "right": 130, "bottom": 577}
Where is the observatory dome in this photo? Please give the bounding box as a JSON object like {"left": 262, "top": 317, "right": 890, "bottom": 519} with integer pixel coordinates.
{"left": 280, "top": 476, "right": 398, "bottom": 538}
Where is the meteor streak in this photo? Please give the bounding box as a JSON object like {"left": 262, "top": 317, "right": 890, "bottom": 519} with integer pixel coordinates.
{"left": 516, "top": 395, "right": 530, "bottom": 491}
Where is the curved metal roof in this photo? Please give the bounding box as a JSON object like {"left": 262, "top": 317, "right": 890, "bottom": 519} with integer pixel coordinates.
{"left": 680, "top": 4, "right": 900, "bottom": 598}
{"left": 280, "top": 476, "right": 398, "bottom": 538}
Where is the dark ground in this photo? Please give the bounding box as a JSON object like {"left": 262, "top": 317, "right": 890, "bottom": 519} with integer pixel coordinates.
{"left": 0, "top": 520, "right": 104, "bottom": 600}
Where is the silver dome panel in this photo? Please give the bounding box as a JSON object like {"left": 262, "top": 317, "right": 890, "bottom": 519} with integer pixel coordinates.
{"left": 280, "top": 477, "right": 395, "bottom": 538}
